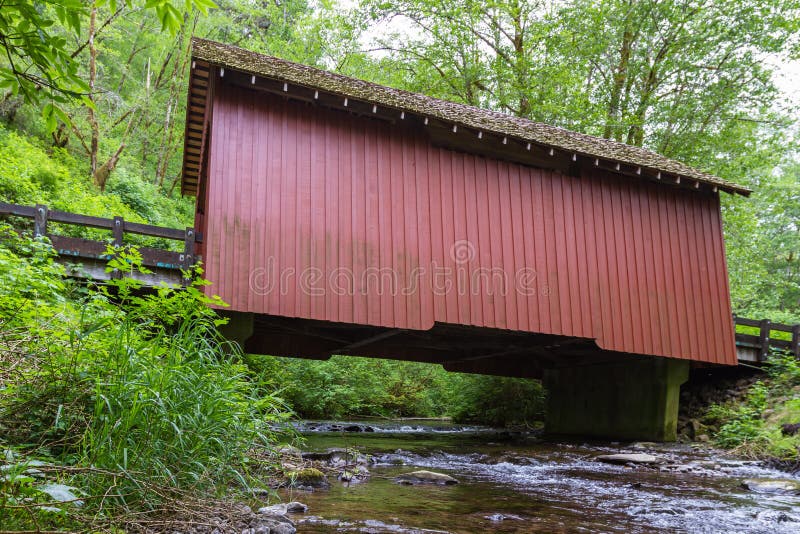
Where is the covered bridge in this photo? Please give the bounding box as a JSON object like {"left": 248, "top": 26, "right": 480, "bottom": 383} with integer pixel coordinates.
{"left": 181, "top": 38, "right": 750, "bottom": 440}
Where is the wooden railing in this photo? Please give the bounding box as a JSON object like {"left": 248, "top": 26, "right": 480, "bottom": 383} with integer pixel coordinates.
{"left": 734, "top": 316, "right": 800, "bottom": 361}
{"left": 0, "top": 201, "right": 200, "bottom": 282}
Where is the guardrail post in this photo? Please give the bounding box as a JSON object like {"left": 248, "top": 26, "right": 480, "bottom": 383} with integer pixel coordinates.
{"left": 791, "top": 324, "right": 800, "bottom": 359}
{"left": 112, "top": 216, "right": 124, "bottom": 247}
{"left": 758, "top": 319, "right": 771, "bottom": 361}
{"left": 181, "top": 227, "right": 195, "bottom": 285}
{"left": 110, "top": 216, "right": 124, "bottom": 280}
{"left": 34, "top": 204, "right": 48, "bottom": 237}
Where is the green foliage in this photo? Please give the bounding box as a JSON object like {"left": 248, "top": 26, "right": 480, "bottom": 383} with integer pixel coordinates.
{"left": 707, "top": 382, "right": 769, "bottom": 449}
{"left": 705, "top": 352, "right": 800, "bottom": 459}
{"left": 0, "top": 0, "right": 216, "bottom": 109}
{"left": 448, "top": 374, "right": 546, "bottom": 427}
{"left": 0, "top": 228, "right": 290, "bottom": 528}
{"left": 248, "top": 355, "right": 452, "bottom": 419}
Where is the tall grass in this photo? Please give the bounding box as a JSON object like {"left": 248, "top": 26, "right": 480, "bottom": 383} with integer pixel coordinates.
{"left": 0, "top": 227, "right": 291, "bottom": 528}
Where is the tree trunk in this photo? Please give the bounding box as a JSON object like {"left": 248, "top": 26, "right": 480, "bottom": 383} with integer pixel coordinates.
{"left": 604, "top": 10, "right": 635, "bottom": 140}
{"left": 88, "top": 4, "right": 99, "bottom": 180}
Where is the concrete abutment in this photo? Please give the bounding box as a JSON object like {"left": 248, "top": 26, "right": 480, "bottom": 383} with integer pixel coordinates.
{"left": 544, "top": 357, "right": 690, "bottom": 442}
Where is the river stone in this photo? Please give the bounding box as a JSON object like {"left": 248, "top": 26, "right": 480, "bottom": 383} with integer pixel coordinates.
{"left": 485, "top": 513, "right": 522, "bottom": 521}
{"left": 395, "top": 470, "right": 459, "bottom": 485}
{"left": 285, "top": 502, "right": 308, "bottom": 513}
{"left": 742, "top": 478, "right": 800, "bottom": 495}
{"left": 596, "top": 453, "right": 659, "bottom": 465}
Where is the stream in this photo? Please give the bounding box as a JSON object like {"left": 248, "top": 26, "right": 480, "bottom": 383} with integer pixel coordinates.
{"left": 277, "top": 420, "right": 800, "bottom": 533}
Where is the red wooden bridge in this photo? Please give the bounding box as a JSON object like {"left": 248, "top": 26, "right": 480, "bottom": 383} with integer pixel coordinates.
{"left": 3, "top": 197, "right": 796, "bottom": 367}
{"left": 2, "top": 38, "right": 780, "bottom": 441}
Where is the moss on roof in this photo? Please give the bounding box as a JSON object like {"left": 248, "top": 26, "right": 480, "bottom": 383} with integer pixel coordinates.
{"left": 191, "top": 38, "right": 750, "bottom": 195}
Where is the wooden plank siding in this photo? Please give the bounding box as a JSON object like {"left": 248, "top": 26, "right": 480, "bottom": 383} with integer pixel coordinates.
{"left": 201, "top": 82, "right": 738, "bottom": 365}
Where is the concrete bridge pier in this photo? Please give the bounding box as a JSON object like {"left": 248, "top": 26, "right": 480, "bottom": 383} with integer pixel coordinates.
{"left": 544, "top": 356, "right": 690, "bottom": 442}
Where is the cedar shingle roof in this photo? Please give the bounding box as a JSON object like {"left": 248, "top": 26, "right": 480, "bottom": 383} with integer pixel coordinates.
{"left": 182, "top": 38, "right": 750, "bottom": 197}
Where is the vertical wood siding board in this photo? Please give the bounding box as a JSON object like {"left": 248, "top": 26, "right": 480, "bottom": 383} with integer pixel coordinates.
{"left": 531, "top": 169, "right": 550, "bottom": 333}
{"left": 305, "top": 105, "right": 315, "bottom": 319}
{"left": 626, "top": 182, "right": 645, "bottom": 353}
{"left": 595, "top": 172, "right": 622, "bottom": 349}
{"left": 353, "top": 118, "right": 367, "bottom": 325}
{"left": 711, "top": 195, "right": 737, "bottom": 363}
{"left": 464, "top": 154, "right": 481, "bottom": 326}
{"left": 688, "top": 197, "right": 713, "bottom": 362}
{"left": 205, "top": 88, "right": 221, "bottom": 302}
{"left": 573, "top": 176, "right": 591, "bottom": 339}
{"left": 256, "top": 97, "right": 266, "bottom": 313}
{"left": 428, "top": 147, "right": 446, "bottom": 323}
{"left": 640, "top": 186, "right": 662, "bottom": 356}
{"left": 600, "top": 176, "right": 620, "bottom": 349}
{"left": 508, "top": 164, "right": 527, "bottom": 331}
{"left": 592, "top": 172, "right": 613, "bottom": 347}
{"left": 697, "top": 198, "right": 721, "bottom": 364}
{"left": 542, "top": 173, "right": 561, "bottom": 334}
{"left": 314, "top": 106, "right": 328, "bottom": 320}
{"left": 376, "top": 122, "right": 390, "bottom": 326}
{"left": 611, "top": 180, "right": 634, "bottom": 351}
{"left": 704, "top": 196, "right": 731, "bottom": 364}
{"left": 454, "top": 153, "right": 471, "bottom": 325}
{"left": 554, "top": 174, "right": 573, "bottom": 334}
{"left": 501, "top": 162, "right": 520, "bottom": 330}
{"left": 417, "top": 137, "right": 435, "bottom": 329}
{"left": 652, "top": 187, "right": 671, "bottom": 356}
{"left": 562, "top": 175, "right": 582, "bottom": 337}
{"left": 660, "top": 188, "right": 682, "bottom": 357}
{"left": 340, "top": 119, "right": 358, "bottom": 323}
{"left": 390, "top": 130, "right": 405, "bottom": 327}
{"left": 219, "top": 89, "right": 233, "bottom": 306}
{"left": 501, "top": 162, "right": 516, "bottom": 329}
{"left": 668, "top": 192, "right": 691, "bottom": 358}
{"left": 686, "top": 196, "right": 706, "bottom": 360}
{"left": 623, "top": 180, "right": 653, "bottom": 354}
{"left": 581, "top": 173, "right": 601, "bottom": 341}
{"left": 323, "top": 111, "right": 336, "bottom": 321}
{"left": 229, "top": 89, "right": 242, "bottom": 309}
{"left": 335, "top": 117, "right": 348, "bottom": 322}
{"left": 400, "top": 134, "right": 414, "bottom": 328}
{"left": 440, "top": 150, "right": 456, "bottom": 323}
{"left": 290, "top": 102, "right": 302, "bottom": 317}
{"left": 263, "top": 95, "right": 275, "bottom": 315}
{"left": 298, "top": 104, "right": 311, "bottom": 319}
{"left": 249, "top": 91, "right": 261, "bottom": 314}
{"left": 519, "top": 168, "right": 537, "bottom": 331}
{"left": 485, "top": 158, "right": 499, "bottom": 327}
{"left": 241, "top": 91, "right": 252, "bottom": 312}
{"left": 365, "top": 122, "right": 379, "bottom": 325}
{"left": 701, "top": 199, "right": 721, "bottom": 363}
{"left": 245, "top": 92, "right": 256, "bottom": 312}
{"left": 405, "top": 137, "right": 420, "bottom": 329}
{"left": 208, "top": 88, "right": 223, "bottom": 303}
{"left": 473, "top": 157, "right": 491, "bottom": 327}
{"left": 488, "top": 160, "right": 506, "bottom": 329}
{"left": 275, "top": 95, "right": 294, "bottom": 315}
{"left": 253, "top": 94, "right": 265, "bottom": 314}
{"left": 363, "top": 122, "right": 373, "bottom": 325}
{"left": 677, "top": 194, "right": 700, "bottom": 359}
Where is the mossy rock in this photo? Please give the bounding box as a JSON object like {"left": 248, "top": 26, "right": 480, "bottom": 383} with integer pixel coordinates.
{"left": 287, "top": 467, "right": 328, "bottom": 488}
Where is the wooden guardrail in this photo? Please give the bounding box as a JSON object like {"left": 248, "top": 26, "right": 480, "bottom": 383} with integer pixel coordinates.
{"left": 734, "top": 316, "right": 800, "bottom": 362}
{"left": 0, "top": 201, "right": 200, "bottom": 282}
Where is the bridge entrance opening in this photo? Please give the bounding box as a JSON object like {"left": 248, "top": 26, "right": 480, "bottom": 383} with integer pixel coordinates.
{"left": 222, "top": 311, "right": 690, "bottom": 441}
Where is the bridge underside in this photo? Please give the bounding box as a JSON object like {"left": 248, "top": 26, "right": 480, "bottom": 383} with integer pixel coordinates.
{"left": 222, "top": 311, "right": 627, "bottom": 379}
{"left": 223, "top": 311, "right": 691, "bottom": 441}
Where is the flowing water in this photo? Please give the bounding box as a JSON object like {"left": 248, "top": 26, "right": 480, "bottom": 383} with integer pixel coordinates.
{"left": 279, "top": 420, "right": 800, "bottom": 533}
